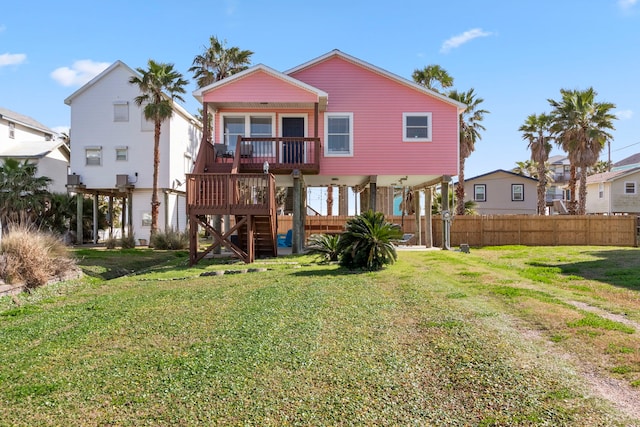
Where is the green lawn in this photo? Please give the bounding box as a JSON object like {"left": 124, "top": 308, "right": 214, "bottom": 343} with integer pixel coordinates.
{"left": 0, "top": 246, "right": 639, "bottom": 426}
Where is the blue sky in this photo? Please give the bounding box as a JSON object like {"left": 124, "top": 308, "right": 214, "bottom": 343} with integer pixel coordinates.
{"left": 1, "top": 0, "right": 639, "bottom": 179}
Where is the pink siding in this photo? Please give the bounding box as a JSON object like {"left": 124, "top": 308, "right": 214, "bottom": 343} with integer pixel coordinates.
{"left": 290, "top": 56, "right": 459, "bottom": 176}
{"left": 203, "top": 70, "right": 318, "bottom": 104}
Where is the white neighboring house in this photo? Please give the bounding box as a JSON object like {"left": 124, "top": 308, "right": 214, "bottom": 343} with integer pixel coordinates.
{"left": 586, "top": 167, "right": 640, "bottom": 215}
{"left": 0, "top": 141, "right": 70, "bottom": 193}
{"left": 0, "top": 107, "right": 68, "bottom": 193}
{"left": 64, "top": 60, "right": 202, "bottom": 243}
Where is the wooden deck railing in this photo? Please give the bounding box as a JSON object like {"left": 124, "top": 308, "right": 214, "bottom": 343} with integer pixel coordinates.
{"left": 186, "top": 173, "right": 275, "bottom": 216}
{"left": 232, "top": 136, "right": 321, "bottom": 174}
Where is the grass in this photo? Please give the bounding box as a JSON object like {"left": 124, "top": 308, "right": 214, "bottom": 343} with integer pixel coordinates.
{"left": 0, "top": 246, "right": 639, "bottom": 425}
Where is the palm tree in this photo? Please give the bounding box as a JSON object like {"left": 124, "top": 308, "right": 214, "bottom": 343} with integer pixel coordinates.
{"left": 448, "top": 89, "right": 489, "bottom": 216}
{"left": 548, "top": 88, "right": 616, "bottom": 215}
{"left": 412, "top": 65, "right": 454, "bottom": 94}
{"left": 189, "top": 35, "right": 254, "bottom": 88}
{"left": 588, "top": 160, "right": 612, "bottom": 175}
{"left": 519, "top": 113, "right": 553, "bottom": 215}
{"left": 512, "top": 160, "right": 538, "bottom": 177}
{"left": 129, "top": 60, "right": 188, "bottom": 241}
{"left": 0, "top": 158, "right": 51, "bottom": 228}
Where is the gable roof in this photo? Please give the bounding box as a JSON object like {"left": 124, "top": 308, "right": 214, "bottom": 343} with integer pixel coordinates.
{"left": 64, "top": 60, "right": 200, "bottom": 125}
{"left": 465, "top": 169, "right": 539, "bottom": 183}
{"left": 0, "top": 107, "right": 54, "bottom": 135}
{"left": 0, "top": 140, "right": 70, "bottom": 160}
{"left": 613, "top": 152, "right": 640, "bottom": 168}
{"left": 286, "top": 49, "right": 468, "bottom": 111}
{"left": 193, "top": 64, "right": 329, "bottom": 109}
{"left": 586, "top": 167, "right": 640, "bottom": 184}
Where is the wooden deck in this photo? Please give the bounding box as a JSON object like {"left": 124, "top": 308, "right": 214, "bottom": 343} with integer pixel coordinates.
{"left": 193, "top": 137, "right": 321, "bottom": 175}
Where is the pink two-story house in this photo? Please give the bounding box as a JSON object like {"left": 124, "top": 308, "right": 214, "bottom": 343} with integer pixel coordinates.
{"left": 187, "top": 50, "right": 465, "bottom": 263}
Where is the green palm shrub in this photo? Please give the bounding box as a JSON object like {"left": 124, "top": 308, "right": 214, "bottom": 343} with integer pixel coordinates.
{"left": 306, "top": 233, "right": 341, "bottom": 263}
{"left": 337, "top": 210, "right": 402, "bottom": 271}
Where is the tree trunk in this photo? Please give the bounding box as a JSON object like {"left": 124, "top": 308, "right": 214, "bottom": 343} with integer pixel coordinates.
{"left": 150, "top": 120, "right": 161, "bottom": 244}
{"left": 578, "top": 166, "right": 588, "bottom": 215}
{"left": 537, "top": 163, "right": 547, "bottom": 215}
{"left": 568, "top": 164, "right": 577, "bottom": 215}
{"left": 455, "top": 156, "right": 466, "bottom": 216}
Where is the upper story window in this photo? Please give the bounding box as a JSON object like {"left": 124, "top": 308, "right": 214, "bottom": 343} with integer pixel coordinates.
{"left": 222, "top": 114, "right": 274, "bottom": 153}
{"left": 512, "top": 184, "right": 524, "bottom": 201}
{"left": 8, "top": 122, "right": 15, "bottom": 139}
{"left": 403, "top": 113, "right": 432, "bottom": 142}
{"left": 113, "top": 101, "right": 129, "bottom": 122}
{"left": 598, "top": 183, "right": 604, "bottom": 199}
{"left": 624, "top": 181, "right": 637, "bottom": 195}
{"left": 115, "top": 146, "right": 128, "bottom": 161}
{"left": 325, "top": 113, "right": 353, "bottom": 156}
{"left": 85, "top": 146, "right": 102, "bottom": 166}
{"left": 474, "top": 184, "right": 486, "bottom": 202}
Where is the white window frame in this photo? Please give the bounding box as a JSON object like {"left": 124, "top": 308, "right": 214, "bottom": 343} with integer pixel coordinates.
{"left": 85, "top": 146, "right": 102, "bottom": 166}
{"left": 113, "top": 101, "right": 129, "bottom": 122}
{"left": 8, "top": 121, "right": 15, "bottom": 139}
{"left": 115, "top": 146, "right": 128, "bottom": 161}
{"left": 402, "top": 112, "right": 432, "bottom": 142}
{"left": 624, "top": 181, "right": 637, "bottom": 195}
{"left": 324, "top": 112, "right": 353, "bottom": 157}
{"left": 474, "top": 184, "right": 486, "bottom": 202}
{"left": 598, "top": 183, "right": 604, "bottom": 199}
{"left": 141, "top": 212, "right": 152, "bottom": 227}
{"left": 220, "top": 113, "right": 276, "bottom": 153}
{"left": 512, "top": 184, "right": 524, "bottom": 201}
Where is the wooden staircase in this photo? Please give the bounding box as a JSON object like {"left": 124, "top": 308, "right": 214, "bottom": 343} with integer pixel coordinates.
{"left": 187, "top": 141, "right": 278, "bottom": 265}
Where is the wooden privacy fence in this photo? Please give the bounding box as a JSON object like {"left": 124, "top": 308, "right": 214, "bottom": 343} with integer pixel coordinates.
{"left": 277, "top": 214, "right": 638, "bottom": 247}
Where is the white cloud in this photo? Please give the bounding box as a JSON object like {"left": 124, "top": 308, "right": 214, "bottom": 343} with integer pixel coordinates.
{"left": 618, "top": 0, "right": 637, "bottom": 10}
{"left": 615, "top": 109, "right": 633, "bottom": 120}
{"left": 0, "top": 52, "right": 26, "bottom": 67}
{"left": 50, "top": 59, "right": 110, "bottom": 87}
{"left": 440, "top": 28, "right": 493, "bottom": 53}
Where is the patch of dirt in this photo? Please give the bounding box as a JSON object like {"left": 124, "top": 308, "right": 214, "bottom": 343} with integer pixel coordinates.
{"left": 569, "top": 300, "right": 640, "bottom": 330}
{"left": 517, "top": 303, "right": 640, "bottom": 425}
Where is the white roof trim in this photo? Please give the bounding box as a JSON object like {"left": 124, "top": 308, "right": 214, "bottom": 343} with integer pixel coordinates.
{"left": 64, "top": 60, "right": 201, "bottom": 127}
{"left": 192, "top": 63, "right": 328, "bottom": 102}
{"left": 285, "top": 49, "right": 468, "bottom": 111}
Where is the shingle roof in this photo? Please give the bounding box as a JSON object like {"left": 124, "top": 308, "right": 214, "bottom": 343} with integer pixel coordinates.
{"left": 0, "top": 140, "right": 68, "bottom": 159}
{"left": 0, "top": 107, "right": 54, "bottom": 134}
{"left": 586, "top": 167, "right": 640, "bottom": 184}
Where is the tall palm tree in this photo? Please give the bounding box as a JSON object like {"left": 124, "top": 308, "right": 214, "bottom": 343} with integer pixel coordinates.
{"left": 519, "top": 113, "right": 553, "bottom": 215}
{"left": 412, "top": 64, "right": 454, "bottom": 94}
{"left": 448, "top": 88, "right": 489, "bottom": 216}
{"left": 548, "top": 88, "right": 616, "bottom": 215}
{"left": 189, "top": 35, "right": 254, "bottom": 88}
{"left": 129, "top": 60, "right": 188, "bottom": 241}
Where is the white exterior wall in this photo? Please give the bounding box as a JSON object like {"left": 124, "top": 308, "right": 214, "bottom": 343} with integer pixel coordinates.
{"left": 0, "top": 119, "right": 51, "bottom": 145}
{"left": 37, "top": 149, "right": 69, "bottom": 193}
{"left": 66, "top": 61, "right": 201, "bottom": 243}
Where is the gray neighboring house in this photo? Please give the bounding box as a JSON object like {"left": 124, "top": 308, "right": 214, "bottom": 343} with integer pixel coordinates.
{"left": 463, "top": 169, "right": 538, "bottom": 215}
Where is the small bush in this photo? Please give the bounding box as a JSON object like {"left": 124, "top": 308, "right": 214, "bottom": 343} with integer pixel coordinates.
{"left": 0, "top": 224, "right": 77, "bottom": 289}
{"left": 104, "top": 236, "right": 118, "bottom": 249}
{"left": 120, "top": 235, "right": 137, "bottom": 249}
{"left": 306, "top": 234, "right": 341, "bottom": 263}
{"left": 151, "top": 229, "right": 188, "bottom": 250}
{"left": 338, "top": 210, "right": 402, "bottom": 271}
